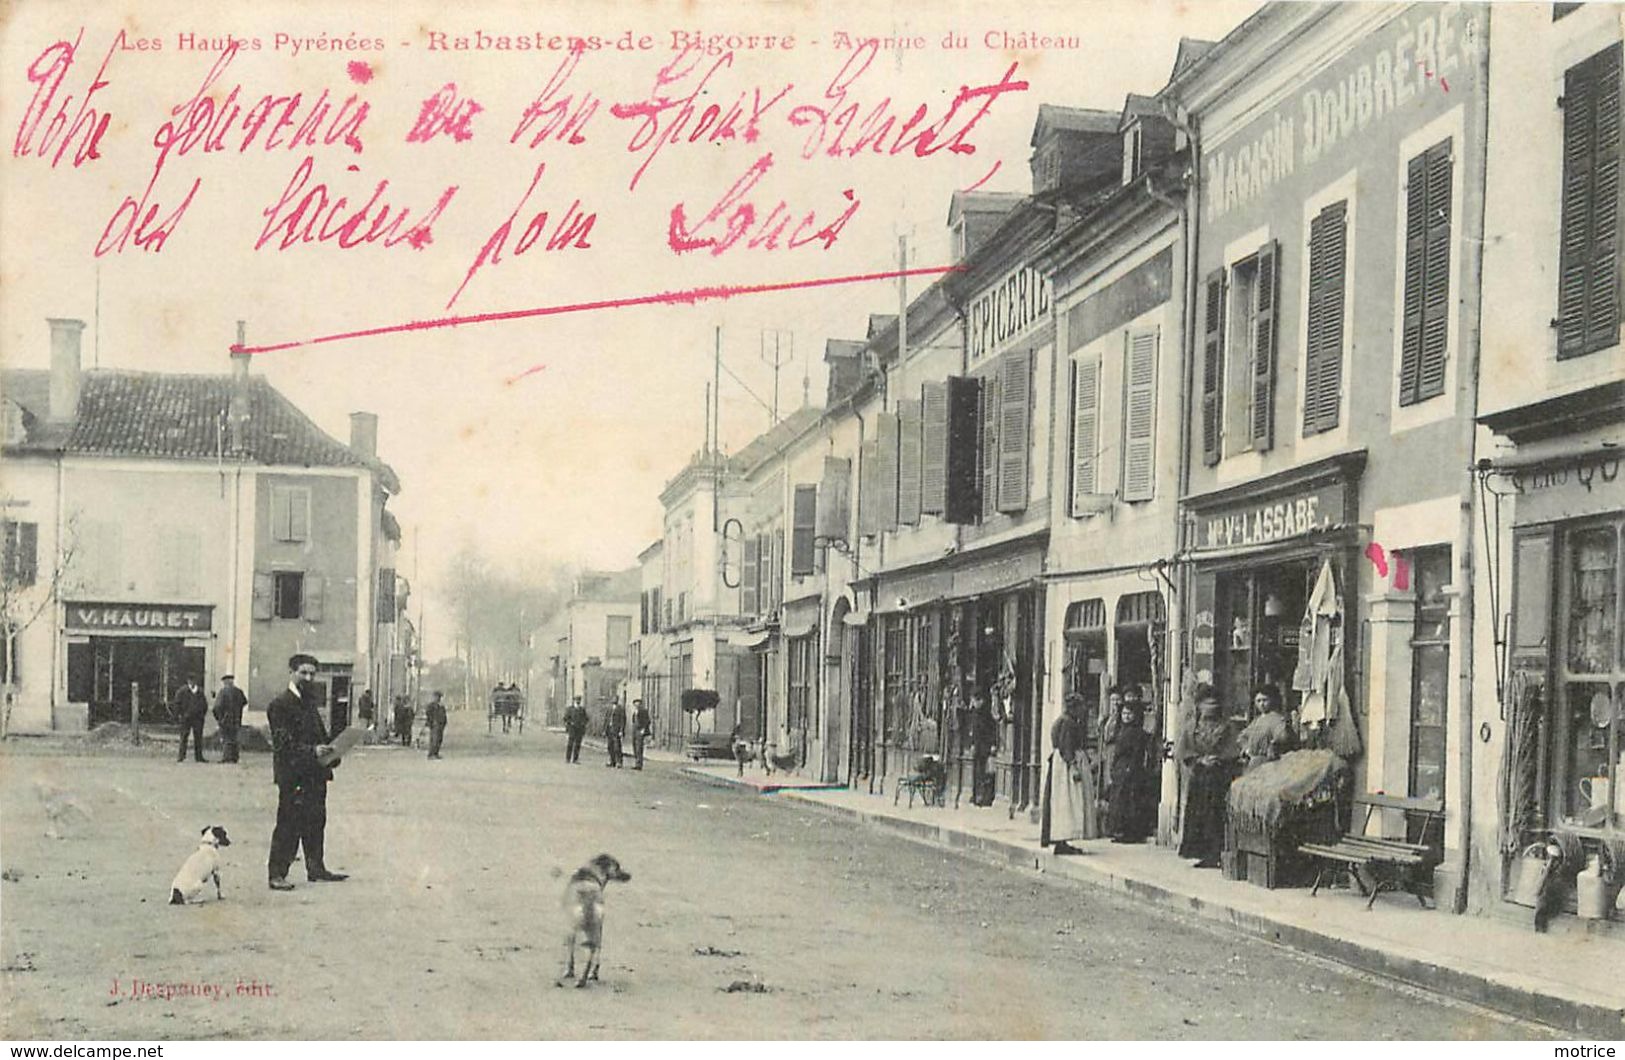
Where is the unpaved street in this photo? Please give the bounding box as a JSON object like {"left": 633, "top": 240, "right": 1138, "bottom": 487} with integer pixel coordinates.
{"left": 1, "top": 729, "right": 1547, "bottom": 1039}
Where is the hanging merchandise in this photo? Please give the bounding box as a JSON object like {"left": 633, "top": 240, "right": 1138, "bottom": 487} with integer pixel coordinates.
{"left": 992, "top": 651, "right": 1017, "bottom": 722}
{"left": 1296, "top": 560, "right": 1341, "bottom": 728}
{"left": 1326, "top": 634, "right": 1362, "bottom": 759}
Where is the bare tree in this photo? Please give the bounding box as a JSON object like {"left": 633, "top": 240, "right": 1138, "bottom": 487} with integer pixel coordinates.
{"left": 1, "top": 515, "right": 80, "bottom": 738}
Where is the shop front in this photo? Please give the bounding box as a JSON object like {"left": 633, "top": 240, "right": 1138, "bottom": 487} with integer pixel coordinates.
{"left": 63, "top": 602, "right": 213, "bottom": 729}
{"left": 1481, "top": 440, "right": 1625, "bottom": 920}
{"left": 1182, "top": 454, "right": 1365, "bottom": 752}
{"left": 867, "top": 544, "right": 1044, "bottom": 814}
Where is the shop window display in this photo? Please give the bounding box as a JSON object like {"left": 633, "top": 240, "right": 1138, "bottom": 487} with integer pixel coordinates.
{"left": 1550, "top": 520, "right": 1623, "bottom": 830}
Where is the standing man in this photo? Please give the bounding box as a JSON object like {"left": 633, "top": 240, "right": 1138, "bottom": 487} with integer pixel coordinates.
{"left": 356, "top": 688, "right": 375, "bottom": 730}
{"left": 425, "top": 691, "right": 448, "bottom": 760}
{"left": 173, "top": 675, "right": 209, "bottom": 763}
{"left": 563, "top": 696, "right": 588, "bottom": 764}
{"left": 212, "top": 675, "right": 247, "bottom": 764}
{"left": 267, "top": 653, "right": 348, "bottom": 891}
{"left": 394, "top": 696, "right": 415, "bottom": 746}
{"left": 605, "top": 697, "right": 627, "bottom": 768}
{"left": 631, "top": 698, "right": 652, "bottom": 771}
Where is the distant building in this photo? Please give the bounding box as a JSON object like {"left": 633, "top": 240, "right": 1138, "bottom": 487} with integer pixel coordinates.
{"left": 0, "top": 318, "right": 400, "bottom": 734}
{"left": 536, "top": 568, "right": 639, "bottom": 732}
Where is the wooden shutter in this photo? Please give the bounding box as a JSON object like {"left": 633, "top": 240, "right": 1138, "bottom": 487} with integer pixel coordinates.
{"left": 304, "top": 572, "right": 325, "bottom": 621}
{"left": 897, "top": 398, "right": 923, "bottom": 526}
{"left": 1558, "top": 45, "right": 1622, "bottom": 359}
{"left": 996, "top": 349, "right": 1032, "bottom": 513}
{"left": 377, "top": 568, "right": 396, "bottom": 624}
{"left": 1069, "top": 358, "right": 1100, "bottom": 513}
{"left": 816, "top": 456, "right": 851, "bottom": 541}
{"left": 1121, "top": 329, "right": 1158, "bottom": 502}
{"left": 875, "top": 412, "right": 900, "bottom": 531}
{"left": 1250, "top": 240, "right": 1280, "bottom": 452}
{"left": 790, "top": 485, "right": 817, "bottom": 576}
{"left": 920, "top": 382, "right": 948, "bottom": 514}
{"left": 1201, "top": 269, "right": 1226, "bottom": 466}
{"left": 1401, "top": 142, "right": 1454, "bottom": 402}
{"left": 270, "top": 488, "right": 290, "bottom": 540}
{"left": 19, "top": 522, "right": 34, "bottom": 586}
{"left": 1304, "top": 201, "right": 1348, "bottom": 434}
{"left": 1510, "top": 527, "right": 1555, "bottom": 668}
{"left": 980, "top": 372, "right": 999, "bottom": 521}
{"left": 943, "top": 376, "right": 982, "bottom": 524}
{"left": 857, "top": 440, "right": 881, "bottom": 537}
{"left": 741, "top": 536, "right": 759, "bottom": 616}
{"left": 1, "top": 521, "right": 14, "bottom": 584}
{"left": 252, "top": 571, "right": 274, "bottom": 620}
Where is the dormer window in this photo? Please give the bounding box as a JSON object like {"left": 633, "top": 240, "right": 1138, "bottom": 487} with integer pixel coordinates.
{"left": 1124, "top": 123, "right": 1144, "bottom": 184}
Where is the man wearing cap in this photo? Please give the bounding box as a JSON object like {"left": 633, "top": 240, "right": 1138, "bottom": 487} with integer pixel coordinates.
{"left": 212, "top": 674, "right": 247, "bottom": 764}
{"left": 266, "top": 653, "right": 348, "bottom": 891}
{"left": 173, "top": 675, "right": 209, "bottom": 763}
{"left": 424, "top": 690, "right": 448, "bottom": 759}
{"left": 631, "top": 699, "right": 652, "bottom": 770}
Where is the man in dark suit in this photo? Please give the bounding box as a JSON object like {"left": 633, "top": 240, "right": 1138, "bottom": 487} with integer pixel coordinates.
{"left": 605, "top": 698, "right": 627, "bottom": 768}
{"left": 563, "top": 696, "right": 588, "bottom": 763}
{"left": 173, "top": 676, "right": 209, "bottom": 763}
{"left": 631, "top": 699, "right": 652, "bottom": 770}
{"left": 424, "top": 691, "right": 448, "bottom": 759}
{"left": 266, "top": 653, "right": 348, "bottom": 891}
{"left": 212, "top": 674, "right": 247, "bottom": 763}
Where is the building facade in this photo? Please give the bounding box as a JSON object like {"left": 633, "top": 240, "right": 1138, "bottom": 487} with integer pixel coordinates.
{"left": 1, "top": 319, "right": 400, "bottom": 735}
{"left": 1170, "top": 2, "right": 1488, "bottom": 898}
{"left": 1471, "top": 1, "right": 1625, "bottom": 922}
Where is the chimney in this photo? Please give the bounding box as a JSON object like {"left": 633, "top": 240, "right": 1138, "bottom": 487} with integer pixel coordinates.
{"left": 349, "top": 411, "right": 378, "bottom": 459}
{"left": 47, "top": 318, "right": 86, "bottom": 423}
{"left": 229, "top": 320, "right": 251, "bottom": 454}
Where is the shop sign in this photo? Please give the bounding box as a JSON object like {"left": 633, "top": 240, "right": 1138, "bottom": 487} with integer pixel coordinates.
{"left": 968, "top": 264, "right": 1050, "bottom": 362}
{"left": 66, "top": 602, "right": 213, "bottom": 633}
{"left": 1204, "top": 5, "right": 1480, "bottom": 223}
{"left": 1196, "top": 482, "right": 1345, "bottom": 552}
{"left": 1502, "top": 449, "right": 1624, "bottom": 527}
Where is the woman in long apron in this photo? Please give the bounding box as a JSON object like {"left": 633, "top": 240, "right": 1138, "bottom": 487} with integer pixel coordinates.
{"left": 1041, "top": 693, "right": 1099, "bottom": 854}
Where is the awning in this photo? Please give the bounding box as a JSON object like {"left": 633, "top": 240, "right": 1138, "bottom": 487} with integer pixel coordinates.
{"left": 781, "top": 598, "right": 820, "bottom": 638}
{"left": 727, "top": 628, "right": 775, "bottom": 649}
{"left": 842, "top": 609, "right": 871, "bottom": 627}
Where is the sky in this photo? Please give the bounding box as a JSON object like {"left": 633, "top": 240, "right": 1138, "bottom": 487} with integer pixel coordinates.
{"left": 0, "top": 0, "right": 1260, "bottom": 652}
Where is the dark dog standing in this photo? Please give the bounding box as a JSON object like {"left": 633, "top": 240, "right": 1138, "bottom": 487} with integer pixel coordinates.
{"left": 559, "top": 854, "right": 631, "bottom": 988}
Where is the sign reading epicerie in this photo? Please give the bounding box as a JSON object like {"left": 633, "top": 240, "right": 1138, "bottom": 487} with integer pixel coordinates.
{"left": 1197, "top": 482, "right": 1345, "bottom": 552}
{"left": 1204, "top": 4, "right": 1479, "bottom": 223}
{"left": 67, "top": 603, "right": 214, "bottom": 633}
{"left": 967, "top": 265, "right": 1050, "bottom": 362}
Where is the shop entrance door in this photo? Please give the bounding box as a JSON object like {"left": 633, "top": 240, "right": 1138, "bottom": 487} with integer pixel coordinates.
{"left": 80, "top": 638, "right": 204, "bottom": 727}
{"left": 1215, "top": 562, "right": 1315, "bottom": 725}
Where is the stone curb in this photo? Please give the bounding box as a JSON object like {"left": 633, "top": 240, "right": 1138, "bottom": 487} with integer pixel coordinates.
{"left": 771, "top": 789, "right": 1625, "bottom": 1038}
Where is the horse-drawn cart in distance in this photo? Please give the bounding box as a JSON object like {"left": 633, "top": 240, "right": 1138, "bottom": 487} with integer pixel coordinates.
{"left": 488, "top": 684, "right": 525, "bottom": 734}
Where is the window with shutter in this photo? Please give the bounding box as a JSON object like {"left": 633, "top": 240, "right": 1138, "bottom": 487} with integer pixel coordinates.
{"left": 2, "top": 520, "right": 38, "bottom": 588}
{"left": 875, "top": 412, "right": 901, "bottom": 530}
{"left": 920, "top": 382, "right": 948, "bottom": 514}
{"left": 816, "top": 456, "right": 851, "bottom": 542}
{"left": 1121, "top": 329, "right": 1158, "bottom": 502}
{"left": 271, "top": 486, "right": 311, "bottom": 542}
{"left": 981, "top": 372, "right": 999, "bottom": 521}
{"left": 897, "top": 398, "right": 923, "bottom": 526}
{"left": 1250, "top": 240, "right": 1280, "bottom": 451}
{"left": 857, "top": 439, "right": 881, "bottom": 537}
{"left": 943, "top": 376, "right": 982, "bottom": 524}
{"left": 790, "top": 485, "right": 817, "bottom": 576}
{"left": 741, "top": 536, "right": 759, "bottom": 616}
{"left": 304, "top": 572, "right": 325, "bottom": 621}
{"left": 1304, "top": 201, "right": 1349, "bottom": 434}
{"left": 1070, "top": 358, "right": 1101, "bottom": 514}
{"left": 377, "top": 568, "right": 397, "bottom": 624}
{"left": 997, "top": 349, "right": 1032, "bottom": 513}
{"left": 1200, "top": 270, "right": 1226, "bottom": 466}
{"left": 252, "top": 571, "right": 274, "bottom": 620}
{"left": 1558, "top": 44, "right": 1623, "bottom": 360}
{"left": 1400, "top": 141, "right": 1454, "bottom": 404}
{"left": 771, "top": 529, "right": 784, "bottom": 606}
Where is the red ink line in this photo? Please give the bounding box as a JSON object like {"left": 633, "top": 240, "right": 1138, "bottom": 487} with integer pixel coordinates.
{"left": 504, "top": 363, "right": 547, "bottom": 386}
{"left": 232, "top": 265, "right": 962, "bottom": 355}
{"left": 960, "top": 160, "right": 1003, "bottom": 195}
{"left": 1363, "top": 541, "right": 1389, "bottom": 579}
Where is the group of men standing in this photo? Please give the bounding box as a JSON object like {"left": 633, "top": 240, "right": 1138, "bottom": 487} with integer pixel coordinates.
{"left": 171, "top": 674, "right": 247, "bottom": 764}
{"left": 562, "top": 696, "right": 652, "bottom": 770}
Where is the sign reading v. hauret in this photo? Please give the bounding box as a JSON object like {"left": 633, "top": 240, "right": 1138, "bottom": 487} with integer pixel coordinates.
{"left": 66, "top": 603, "right": 214, "bottom": 633}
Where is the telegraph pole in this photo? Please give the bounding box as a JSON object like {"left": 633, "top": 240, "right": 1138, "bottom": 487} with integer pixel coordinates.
{"left": 760, "top": 329, "right": 794, "bottom": 425}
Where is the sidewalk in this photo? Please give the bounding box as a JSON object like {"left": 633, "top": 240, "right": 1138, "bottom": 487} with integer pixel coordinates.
{"left": 682, "top": 769, "right": 1625, "bottom": 1038}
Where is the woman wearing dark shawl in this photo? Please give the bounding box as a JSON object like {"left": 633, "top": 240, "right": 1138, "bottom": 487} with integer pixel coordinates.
{"left": 1041, "top": 693, "right": 1099, "bottom": 853}
{"left": 1103, "top": 689, "right": 1157, "bottom": 843}
{"left": 1176, "top": 684, "right": 1241, "bottom": 868}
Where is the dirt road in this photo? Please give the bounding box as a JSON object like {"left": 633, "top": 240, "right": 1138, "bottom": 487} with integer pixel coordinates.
{"left": 0, "top": 729, "right": 1548, "bottom": 1039}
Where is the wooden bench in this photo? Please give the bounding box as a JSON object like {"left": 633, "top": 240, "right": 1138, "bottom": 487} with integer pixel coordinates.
{"left": 1299, "top": 793, "right": 1444, "bottom": 909}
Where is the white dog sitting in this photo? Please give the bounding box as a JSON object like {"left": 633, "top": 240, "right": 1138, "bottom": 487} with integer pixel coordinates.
{"left": 169, "top": 826, "right": 231, "bottom": 905}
